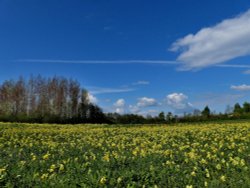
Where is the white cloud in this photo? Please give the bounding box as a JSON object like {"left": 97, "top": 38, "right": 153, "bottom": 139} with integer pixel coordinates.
{"left": 132, "top": 80, "right": 150, "bottom": 85}
{"left": 137, "top": 97, "right": 158, "bottom": 107}
{"left": 114, "top": 99, "right": 125, "bottom": 107}
{"left": 88, "top": 93, "right": 98, "bottom": 104}
{"left": 104, "top": 99, "right": 111, "bottom": 102}
{"left": 216, "top": 64, "right": 250, "bottom": 68}
{"left": 171, "top": 9, "right": 250, "bottom": 70}
{"left": 88, "top": 86, "right": 135, "bottom": 94}
{"left": 166, "top": 93, "right": 193, "bottom": 112}
{"left": 242, "top": 70, "right": 250, "bottom": 74}
{"left": 138, "top": 109, "right": 159, "bottom": 117}
{"left": 231, "top": 84, "right": 250, "bottom": 91}
{"left": 127, "top": 97, "right": 158, "bottom": 114}
{"left": 103, "top": 26, "right": 113, "bottom": 31}
{"left": 193, "top": 93, "right": 244, "bottom": 108}
{"left": 129, "top": 105, "right": 140, "bottom": 114}
{"left": 111, "top": 97, "right": 158, "bottom": 115}
{"left": 115, "top": 108, "right": 125, "bottom": 114}
{"left": 18, "top": 59, "right": 176, "bottom": 64}
{"left": 113, "top": 99, "right": 126, "bottom": 114}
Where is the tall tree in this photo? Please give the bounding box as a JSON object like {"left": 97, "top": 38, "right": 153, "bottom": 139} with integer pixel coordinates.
{"left": 88, "top": 104, "right": 106, "bottom": 123}
{"left": 36, "top": 76, "right": 49, "bottom": 117}
{"left": 69, "top": 79, "right": 80, "bottom": 118}
{"left": 225, "top": 105, "right": 233, "bottom": 114}
{"left": 243, "top": 102, "right": 250, "bottom": 113}
{"left": 158, "top": 112, "right": 165, "bottom": 122}
{"left": 0, "top": 75, "right": 106, "bottom": 123}
{"left": 166, "top": 112, "right": 173, "bottom": 122}
{"left": 193, "top": 109, "right": 201, "bottom": 116}
{"left": 56, "top": 78, "right": 68, "bottom": 118}
{"left": 13, "top": 77, "right": 27, "bottom": 116}
{"left": 0, "top": 80, "right": 15, "bottom": 116}
{"left": 201, "top": 106, "right": 210, "bottom": 118}
{"left": 78, "top": 89, "right": 89, "bottom": 120}
{"left": 233, "top": 103, "right": 242, "bottom": 115}
{"left": 27, "top": 75, "right": 37, "bottom": 116}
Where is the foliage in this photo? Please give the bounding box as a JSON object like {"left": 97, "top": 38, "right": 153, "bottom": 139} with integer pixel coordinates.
{"left": 0, "top": 76, "right": 108, "bottom": 124}
{"left": 2, "top": 76, "right": 250, "bottom": 124}
{"left": 0, "top": 122, "right": 249, "bottom": 187}
{"left": 201, "top": 106, "right": 211, "bottom": 118}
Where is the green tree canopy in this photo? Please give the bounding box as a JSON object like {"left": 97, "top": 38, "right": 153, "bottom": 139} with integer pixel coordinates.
{"left": 201, "top": 106, "right": 210, "bottom": 118}
{"left": 233, "top": 103, "right": 242, "bottom": 115}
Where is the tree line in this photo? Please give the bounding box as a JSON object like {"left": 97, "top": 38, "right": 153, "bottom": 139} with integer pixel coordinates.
{"left": 105, "top": 103, "right": 250, "bottom": 124}
{"left": 1, "top": 76, "right": 250, "bottom": 124}
{"left": 176, "top": 103, "right": 250, "bottom": 123}
{"left": 0, "top": 76, "right": 107, "bottom": 123}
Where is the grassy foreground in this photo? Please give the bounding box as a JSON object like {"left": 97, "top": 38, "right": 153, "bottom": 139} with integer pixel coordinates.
{"left": 0, "top": 122, "right": 249, "bottom": 188}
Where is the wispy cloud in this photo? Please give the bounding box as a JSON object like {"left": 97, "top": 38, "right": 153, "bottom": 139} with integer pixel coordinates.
{"left": 215, "top": 64, "right": 250, "bottom": 74}
{"left": 132, "top": 80, "right": 150, "bottom": 85}
{"left": 103, "top": 26, "right": 113, "bottom": 31}
{"left": 242, "top": 70, "right": 250, "bottom": 74}
{"left": 231, "top": 84, "right": 250, "bottom": 91}
{"left": 193, "top": 92, "right": 245, "bottom": 107}
{"left": 87, "top": 86, "right": 135, "bottom": 94}
{"left": 16, "top": 59, "right": 176, "bottom": 64}
{"left": 129, "top": 105, "right": 140, "bottom": 114}
{"left": 137, "top": 109, "right": 160, "bottom": 117}
{"left": 171, "top": 9, "right": 250, "bottom": 70}
{"left": 216, "top": 64, "right": 250, "bottom": 68}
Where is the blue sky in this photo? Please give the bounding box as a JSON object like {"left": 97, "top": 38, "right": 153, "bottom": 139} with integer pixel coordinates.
{"left": 1, "top": 0, "right": 250, "bottom": 116}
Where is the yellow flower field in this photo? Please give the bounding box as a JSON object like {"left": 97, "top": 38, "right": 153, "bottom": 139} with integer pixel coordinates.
{"left": 0, "top": 122, "right": 249, "bottom": 187}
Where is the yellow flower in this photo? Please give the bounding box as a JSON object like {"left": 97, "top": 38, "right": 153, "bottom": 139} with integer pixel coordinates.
{"left": 220, "top": 175, "right": 226, "bottom": 182}
{"left": 117, "top": 177, "right": 122, "bottom": 184}
{"left": 200, "top": 158, "right": 207, "bottom": 164}
{"left": 188, "top": 151, "right": 196, "bottom": 159}
{"left": 204, "top": 181, "right": 208, "bottom": 187}
{"left": 59, "top": 164, "right": 64, "bottom": 171}
{"left": 206, "top": 172, "right": 210, "bottom": 178}
{"left": 0, "top": 168, "right": 6, "bottom": 174}
{"left": 165, "top": 160, "right": 171, "bottom": 165}
{"left": 186, "top": 185, "right": 193, "bottom": 188}
{"left": 19, "top": 161, "right": 26, "bottom": 166}
{"left": 30, "top": 152, "right": 37, "bottom": 161}
{"left": 132, "top": 149, "right": 138, "bottom": 156}
{"left": 33, "top": 172, "right": 39, "bottom": 178}
{"left": 240, "top": 159, "right": 245, "bottom": 166}
{"left": 216, "top": 164, "right": 221, "bottom": 170}
{"left": 100, "top": 176, "right": 107, "bottom": 184}
{"left": 48, "top": 164, "right": 56, "bottom": 173}
{"left": 42, "top": 153, "right": 50, "bottom": 160}
{"left": 191, "top": 171, "right": 196, "bottom": 176}
{"left": 41, "top": 173, "right": 49, "bottom": 180}
{"left": 102, "top": 153, "right": 110, "bottom": 162}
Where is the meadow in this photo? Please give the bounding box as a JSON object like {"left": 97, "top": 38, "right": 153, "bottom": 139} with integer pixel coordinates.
{"left": 0, "top": 122, "right": 249, "bottom": 188}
